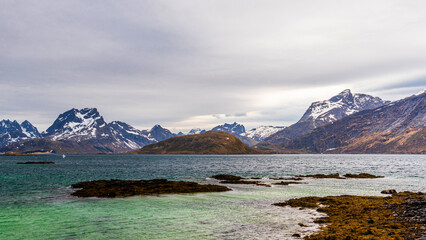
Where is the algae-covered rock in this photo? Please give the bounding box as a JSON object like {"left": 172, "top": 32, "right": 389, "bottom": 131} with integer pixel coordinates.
{"left": 381, "top": 189, "right": 397, "bottom": 194}
{"left": 274, "top": 191, "right": 425, "bottom": 239}
{"left": 297, "top": 173, "right": 343, "bottom": 179}
{"left": 71, "top": 179, "right": 231, "bottom": 198}
{"left": 210, "top": 174, "right": 243, "bottom": 181}
{"left": 344, "top": 173, "right": 384, "bottom": 178}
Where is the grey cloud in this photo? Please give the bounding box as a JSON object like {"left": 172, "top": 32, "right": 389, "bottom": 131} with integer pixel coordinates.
{"left": 1, "top": 0, "right": 426, "bottom": 131}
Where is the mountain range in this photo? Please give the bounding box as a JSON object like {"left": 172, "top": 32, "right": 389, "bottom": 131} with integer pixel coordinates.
{"left": 0, "top": 120, "right": 40, "bottom": 148}
{"left": 1, "top": 89, "right": 424, "bottom": 154}
{"left": 256, "top": 89, "right": 390, "bottom": 149}
{"left": 0, "top": 108, "right": 179, "bottom": 153}
{"left": 269, "top": 91, "right": 425, "bottom": 153}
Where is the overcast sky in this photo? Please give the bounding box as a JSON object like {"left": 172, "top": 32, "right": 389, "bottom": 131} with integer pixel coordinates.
{"left": 1, "top": 0, "right": 425, "bottom": 133}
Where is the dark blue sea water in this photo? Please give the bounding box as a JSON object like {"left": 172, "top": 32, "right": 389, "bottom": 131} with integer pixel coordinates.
{"left": 0, "top": 154, "right": 425, "bottom": 239}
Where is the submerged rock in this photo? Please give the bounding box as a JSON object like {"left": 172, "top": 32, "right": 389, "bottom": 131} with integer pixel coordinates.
{"left": 297, "top": 173, "right": 343, "bottom": 179}
{"left": 71, "top": 179, "right": 231, "bottom": 198}
{"left": 211, "top": 174, "right": 275, "bottom": 187}
{"left": 271, "top": 177, "right": 303, "bottom": 181}
{"left": 273, "top": 181, "right": 304, "bottom": 186}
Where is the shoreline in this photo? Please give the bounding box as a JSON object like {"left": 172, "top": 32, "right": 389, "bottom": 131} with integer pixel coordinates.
{"left": 274, "top": 191, "right": 425, "bottom": 239}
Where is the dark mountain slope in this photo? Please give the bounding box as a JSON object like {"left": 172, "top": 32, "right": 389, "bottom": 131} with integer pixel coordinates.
{"left": 257, "top": 89, "right": 389, "bottom": 150}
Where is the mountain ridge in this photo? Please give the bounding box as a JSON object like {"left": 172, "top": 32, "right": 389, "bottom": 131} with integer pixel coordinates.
{"left": 0, "top": 108, "right": 178, "bottom": 154}
{"left": 271, "top": 92, "right": 425, "bottom": 153}
{"left": 0, "top": 119, "right": 40, "bottom": 148}
{"left": 256, "top": 89, "right": 389, "bottom": 149}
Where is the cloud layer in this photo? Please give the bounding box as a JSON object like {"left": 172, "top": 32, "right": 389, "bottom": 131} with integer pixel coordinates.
{"left": 1, "top": 0, "right": 425, "bottom": 132}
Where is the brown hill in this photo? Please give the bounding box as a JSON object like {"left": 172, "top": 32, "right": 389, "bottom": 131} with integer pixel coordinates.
{"left": 129, "top": 131, "right": 263, "bottom": 154}
{"left": 267, "top": 92, "right": 425, "bottom": 154}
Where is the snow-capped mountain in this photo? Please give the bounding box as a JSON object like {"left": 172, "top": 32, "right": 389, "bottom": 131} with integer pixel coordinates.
{"left": 148, "top": 125, "right": 177, "bottom": 142}
{"left": 274, "top": 92, "right": 426, "bottom": 153}
{"left": 1, "top": 108, "right": 180, "bottom": 153}
{"left": 212, "top": 122, "right": 246, "bottom": 135}
{"left": 242, "top": 126, "right": 285, "bottom": 142}
{"left": 257, "top": 89, "right": 389, "bottom": 148}
{"left": 0, "top": 120, "right": 40, "bottom": 148}
{"left": 108, "top": 121, "right": 156, "bottom": 150}
{"left": 188, "top": 128, "right": 206, "bottom": 135}
{"left": 299, "top": 89, "right": 389, "bottom": 127}
{"left": 211, "top": 122, "right": 257, "bottom": 146}
{"left": 43, "top": 108, "right": 108, "bottom": 140}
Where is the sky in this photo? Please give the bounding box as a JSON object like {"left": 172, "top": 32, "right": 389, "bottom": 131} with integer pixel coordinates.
{"left": 1, "top": 0, "right": 425, "bottom": 133}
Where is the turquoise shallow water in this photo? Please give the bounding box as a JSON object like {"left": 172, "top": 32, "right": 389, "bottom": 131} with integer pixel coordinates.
{"left": 0, "top": 154, "right": 425, "bottom": 239}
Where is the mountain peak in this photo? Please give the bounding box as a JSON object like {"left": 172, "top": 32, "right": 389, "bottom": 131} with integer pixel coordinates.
{"left": 339, "top": 89, "right": 351, "bottom": 95}
{"left": 43, "top": 107, "right": 106, "bottom": 140}
{"left": 0, "top": 119, "right": 40, "bottom": 148}
{"left": 329, "top": 89, "right": 354, "bottom": 103}
{"left": 212, "top": 122, "right": 246, "bottom": 135}
{"left": 299, "top": 90, "right": 387, "bottom": 124}
{"left": 151, "top": 124, "right": 164, "bottom": 130}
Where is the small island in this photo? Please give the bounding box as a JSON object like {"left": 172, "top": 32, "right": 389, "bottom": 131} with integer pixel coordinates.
{"left": 16, "top": 161, "right": 55, "bottom": 164}
{"left": 71, "top": 179, "right": 231, "bottom": 198}
{"left": 129, "top": 131, "right": 263, "bottom": 154}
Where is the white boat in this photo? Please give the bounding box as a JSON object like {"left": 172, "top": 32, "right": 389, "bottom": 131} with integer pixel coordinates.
{"left": 62, "top": 154, "right": 66, "bottom": 159}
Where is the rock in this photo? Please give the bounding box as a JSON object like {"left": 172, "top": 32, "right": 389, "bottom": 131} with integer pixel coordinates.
{"left": 381, "top": 189, "right": 397, "bottom": 194}
{"left": 273, "top": 181, "right": 304, "bottom": 186}
{"left": 297, "top": 173, "right": 343, "bottom": 179}
{"left": 271, "top": 177, "right": 303, "bottom": 181}
{"left": 17, "top": 161, "right": 55, "bottom": 164}
{"left": 71, "top": 179, "right": 231, "bottom": 198}
{"left": 219, "top": 180, "right": 259, "bottom": 184}
{"left": 344, "top": 173, "right": 384, "bottom": 178}
{"left": 274, "top": 191, "right": 425, "bottom": 239}
{"left": 211, "top": 174, "right": 243, "bottom": 181}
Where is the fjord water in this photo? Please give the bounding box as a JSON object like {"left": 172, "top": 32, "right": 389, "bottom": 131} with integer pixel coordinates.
{"left": 1, "top": 155, "right": 425, "bottom": 239}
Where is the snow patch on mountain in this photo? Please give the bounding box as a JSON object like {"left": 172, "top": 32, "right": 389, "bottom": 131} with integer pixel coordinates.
{"left": 212, "top": 122, "right": 245, "bottom": 135}
{"left": 188, "top": 128, "right": 206, "bottom": 135}
{"left": 242, "top": 126, "right": 285, "bottom": 142}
